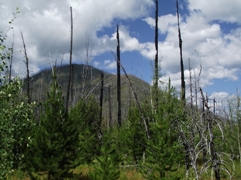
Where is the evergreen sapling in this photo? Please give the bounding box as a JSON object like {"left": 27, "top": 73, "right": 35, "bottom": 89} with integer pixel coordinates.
{"left": 27, "top": 67, "right": 80, "bottom": 179}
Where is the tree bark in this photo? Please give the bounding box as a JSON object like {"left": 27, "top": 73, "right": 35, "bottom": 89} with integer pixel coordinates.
{"left": 116, "top": 24, "right": 121, "bottom": 127}
{"left": 154, "top": 0, "right": 159, "bottom": 112}
{"left": 99, "top": 73, "right": 104, "bottom": 122}
{"left": 119, "top": 60, "right": 150, "bottom": 140}
{"left": 176, "top": 0, "right": 185, "bottom": 101}
{"left": 20, "top": 30, "right": 31, "bottom": 104}
{"left": 108, "top": 85, "right": 113, "bottom": 128}
{"left": 66, "top": 6, "right": 73, "bottom": 113}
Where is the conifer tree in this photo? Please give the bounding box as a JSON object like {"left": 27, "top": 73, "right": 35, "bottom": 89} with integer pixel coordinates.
{"left": 126, "top": 105, "right": 150, "bottom": 164}
{"left": 89, "top": 131, "right": 120, "bottom": 180}
{"left": 27, "top": 67, "right": 80, "bottom": 180}
{"left": 141, "top": 82, "right": 182, "bottom": 179}
{"left": 69, "top": 95, "right": 102, "bottom": 163}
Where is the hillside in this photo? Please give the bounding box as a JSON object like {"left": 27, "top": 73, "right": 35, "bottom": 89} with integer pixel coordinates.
{"left": 26, "top": 64, "right": 151, "bottom": 125}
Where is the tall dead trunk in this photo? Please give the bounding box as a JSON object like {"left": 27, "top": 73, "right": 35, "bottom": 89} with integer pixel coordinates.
{"left": 99, "top": 73, "right": 104, "bottom": 122}
{"left": 200, "top": 88, "right": 220, "bottom": 180}
{"left": 176, "top": 0, "right": 185, "bottom": 101}
{"left": 108, "top": 84, "right": 113, "bottom": 128}
{"left": 154, "top": 0, "right": 159, "bottom": 112}
{"left": 116, "top": 24, "right": 121, "bottom": 127}
{"left": 70, "top": 64, "right": 74, "bottom": 104}
{"left": 20, "top": 30, "right": 30, "bottom": 104}
{"left": 119, "top": 60, "right": 150, "bottom": 139}
{"left": 66, "top": 6, "right": 73, "bottom": 113}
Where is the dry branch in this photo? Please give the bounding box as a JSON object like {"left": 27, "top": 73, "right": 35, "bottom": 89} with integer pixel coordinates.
{"left": 20, "top": 30, "right": 30, "bottom": 104}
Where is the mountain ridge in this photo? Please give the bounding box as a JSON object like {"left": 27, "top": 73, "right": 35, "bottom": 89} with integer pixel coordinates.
{"left": 26, "top": 63, "right": 151, "bottom": 124}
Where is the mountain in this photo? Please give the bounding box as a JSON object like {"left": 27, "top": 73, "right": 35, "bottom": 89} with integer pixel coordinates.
{"left": 26, "top": 64, "right": 151, "bottom": 125}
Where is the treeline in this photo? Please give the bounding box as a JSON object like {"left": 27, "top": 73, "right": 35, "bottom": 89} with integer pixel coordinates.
{"left": 1, "top": 1, "right": 241, "bottom": 180}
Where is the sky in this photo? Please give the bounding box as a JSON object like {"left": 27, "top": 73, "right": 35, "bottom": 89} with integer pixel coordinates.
{"left": 0, "top": 0, "right": 241, "bottom": 106}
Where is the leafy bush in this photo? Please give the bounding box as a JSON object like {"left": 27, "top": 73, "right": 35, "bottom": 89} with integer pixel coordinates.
{"left": 0, "top": 79, "right": 35, "bottom": 179}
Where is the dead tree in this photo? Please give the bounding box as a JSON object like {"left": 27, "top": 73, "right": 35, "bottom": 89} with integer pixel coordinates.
{"left": 20, "top": 30, "right": 30, "bottom": 104}
{"left": 99, "top": 72, "right": 104, "bottom": 122}
{"left": 108, "top": 84, "right": 113, "bottom": 128}
{"left": 119, "top": 61, "right": 150, "bottom": 140}
{"left": 176, "top": 0, "right": 185, "bottom": 101}
{"left": 81, "top": 37, "right": 92, "bottom": 99}
{"left": 116, "top": 24, "right": 121, "bottom": 127}
{"left": 200, "top": 88, "right": 221, "bottom": 180}
{"left": 153, "top": 0, "right": 159, "bottom": 111}
{"left": 70, "top": 64, "right": 74, "bottom": 104}
{"left": 175, "top": 85, "right": 233, "bottom": 179}
{"left": 66, "top": 6, "right": 73, "bottom": 113}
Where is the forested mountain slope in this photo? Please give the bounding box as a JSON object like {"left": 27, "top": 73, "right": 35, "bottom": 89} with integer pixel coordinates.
{"left": 25, "top": 64, "right": 151, "bottom": 124}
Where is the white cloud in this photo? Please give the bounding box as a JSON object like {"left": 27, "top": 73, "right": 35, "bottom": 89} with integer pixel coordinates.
{"left": 93, "top": 61, "right": 100, "bottom": 68}
{"left": 210, "top": 92, "right": 229, "bottom": 100}
{"left": 94, "top": 59, "right": 116, "bottom": 70}
{"left": 188, "top": 0, "right": 241, "bottom": 23}
{"left": 141, "top": 5, "right": 241, "bottom": 92}
{"left": 141, "top": 42, "right": 155, "bottom": 60}
{"left": 143, "top": 14, "right": 177, "bottom": 34}
{"left": 106, "top": 25, "right": 145, "bottom": 52}
{"left": 0, "top": 0, "right": 154, "bottom": 76}
{"left": 104, "top": 60, "right": 116, "bottom": 70}
{"left": 209, "top": 91, "right": 230, "bottom": 113}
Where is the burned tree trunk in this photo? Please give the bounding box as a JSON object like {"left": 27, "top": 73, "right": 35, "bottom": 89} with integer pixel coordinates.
{"left": 66, "top": 6, "right": 73, "bottom": 113}
{"left": 99, "top": 72, "right": 104, "bottom": 122}
{"left": 200, "top": 88, "right": 221, "bottom": 180}
{"left": 176, "top": 0, "right": 185, "bottom": 101}
{"left": 20, "top": 31, "right": 31, "bottom": 104}
{"left": 116, "top": 24, "right": 121, "bottom": 127}
{"left": 119, "top": 60, "right": 150, "bottom": 140}
{"left": 154, "top": 0, "right": 159, "bottom": 112}
{"left": 108, "top": 84, "right": 113, "bottom": 128}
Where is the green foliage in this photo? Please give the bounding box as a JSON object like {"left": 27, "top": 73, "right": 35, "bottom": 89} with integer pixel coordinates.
{"left": 69, "top": 95, "right": 102, "bottom": 163}
{"left": 223, "top": 95, "right": 241, "bottom": 158}
{"left": 124, "top": 105, "right": 149, "bottom": 164}
{"left": 0, "top": 7, "right": 20, "bottom": 83}
{"left": 0, "top": 9, "right": 36, "bottom": 179}
{"left": 26, "top": 68, "right": 81, "bottom": 179}
{"left": 0, "top": 79, "right": 35, "bottom": 179}
{"left": 89, "top": 131, "right": 120, "bottom": 180}
{"left": 141, "top": 84, "right": 182, "bottom": 180}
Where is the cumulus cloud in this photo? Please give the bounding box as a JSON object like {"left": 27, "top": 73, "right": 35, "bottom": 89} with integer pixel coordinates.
{"left": 188, "top": 0, "right": 241, "bottom": 23}
{"left": 210, "top": 91, "right": 229, "bottom": 100}
{"left": 103, "top": 60, "right": 116, "bottom": 70}
{"left": 140, "top": 2, "right": 241, "bottom": 93}
{"left": 0, "top": 0, "right": 154, "bottom": 76}
{"left": 93, "top": 59, "right": 116, "bottom": 70}
{"left": 143, "top": 14, "right": 177, "bottom": 34}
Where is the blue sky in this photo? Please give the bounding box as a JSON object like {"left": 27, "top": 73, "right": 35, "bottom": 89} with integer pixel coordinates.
{"left": 1, "top": 0, "right": 241, "bottom": 105}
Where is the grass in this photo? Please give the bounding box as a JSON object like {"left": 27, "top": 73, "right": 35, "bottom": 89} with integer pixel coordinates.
{"left": 7, "top": 161, "right": 241, "bottom": 179}
{"left": 7, "top": 165, "right": 144, "bottom": 180}
{"left": 119, "top": 167, "right": 144, "bottom": 180}
{"left": 73, "top": 164, "right": 144, "bottom": 180}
